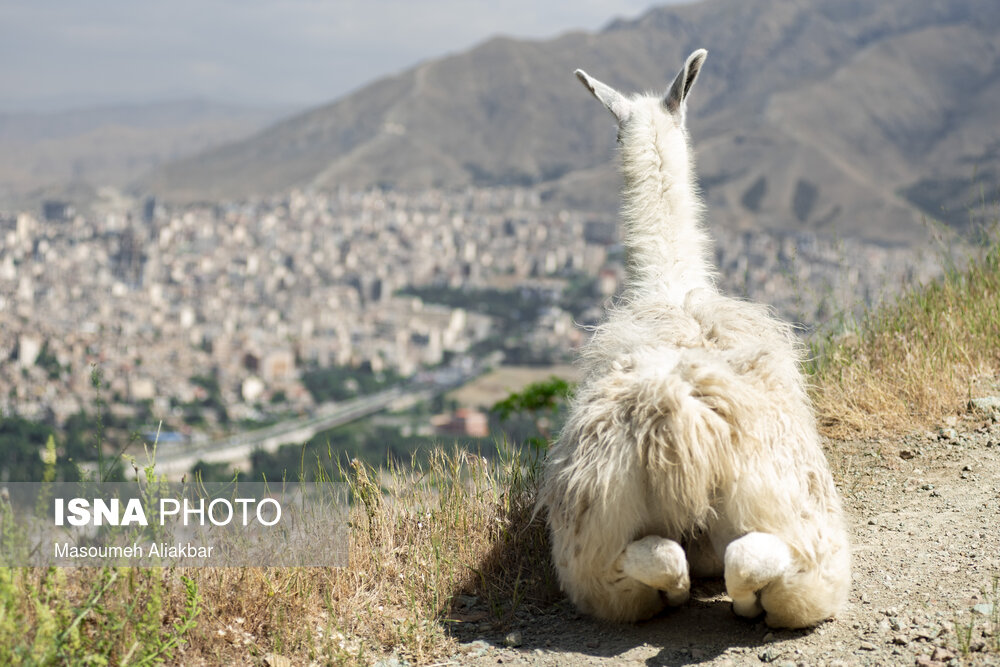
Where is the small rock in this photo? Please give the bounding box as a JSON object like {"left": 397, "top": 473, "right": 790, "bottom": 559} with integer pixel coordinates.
{"left": 777, "top": 661, "right": 796, "bottom": 667}
{"left": 972, "top": 602, "right": 995, "bottom": 616}
{"left": 969, "top": 396, "right": 1000, "bottom": 415}
{"left": 859, "top": 640, "right": 876, "bottom": 650}
{"left": 503, "top": 631, "right": 522, "bottom": 648}
{"left": 374, "top": 659, "right": 409, "bottom": 667}
{"left": 900, "top": 449, "right": 915, "bottom": 460}
{"left": 758, "top": 647, "right": 777, "bottom": 662}
{"left": 921, "top": 484, "right": 935, "bottom": 491}
{"left": 763, "top": 632, "right": 775, "bottom": 642}
{"left": 915, "top": 658, "right": 944, "bottom": 667}
{"left": 930, "top": 646, "right": 954, "bottom": 661}
{"left": 970, "top": 640, "right": 987, "bottom": 652}
{"left": 264, "top": 655, "right": 293, "bottom": 667}
{"left": 892, "top": 635, "right": 909, "bottom": 645}
{"left": 466, "top": 640, "right": 491, "bottom": 657}
{"left": 938, "top": 428, "right": 958, "bottom": 441}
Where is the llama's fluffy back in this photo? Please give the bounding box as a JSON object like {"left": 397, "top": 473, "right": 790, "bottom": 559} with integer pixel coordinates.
{"left": 541, "top": 289, "right": 849, "bottom": 617}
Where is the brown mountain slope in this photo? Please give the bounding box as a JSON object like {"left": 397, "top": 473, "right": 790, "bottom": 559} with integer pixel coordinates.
{"left": 145, "top": 0, "right": 1000, "bottom": 244}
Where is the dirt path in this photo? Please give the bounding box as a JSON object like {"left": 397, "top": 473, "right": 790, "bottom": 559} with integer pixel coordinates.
{"left": 444, "top": 414, "right": 1000, "bottom": 666}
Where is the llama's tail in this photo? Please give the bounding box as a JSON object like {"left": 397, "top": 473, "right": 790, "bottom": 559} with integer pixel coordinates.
{"left": 629, "top": 349, "right": 757, "bottom": 459}
{"left": 547, "top": 349, "right": 759, "bottom": 524}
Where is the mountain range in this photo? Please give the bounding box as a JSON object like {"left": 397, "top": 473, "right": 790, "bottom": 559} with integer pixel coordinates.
{"left": 0, "top": 100, "right": 291, "bottom": 212}
{"left": 30, "top": 0, "right": 1000, "bottom": 245}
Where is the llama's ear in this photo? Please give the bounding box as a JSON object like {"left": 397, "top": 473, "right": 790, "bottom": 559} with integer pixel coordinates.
{"left": 575, "top": 69, "right": 632, "bottom": 123}
{"left": 665, "top": 48, "right": 707, "bottom": 116}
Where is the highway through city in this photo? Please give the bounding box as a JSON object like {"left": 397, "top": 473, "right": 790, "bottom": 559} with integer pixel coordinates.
{"left": 148, "top": 355, "right": 496, "bottom": 480}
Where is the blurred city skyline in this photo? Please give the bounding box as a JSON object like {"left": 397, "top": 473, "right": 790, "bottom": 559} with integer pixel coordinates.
{"left": 1, "top": 0, "right": 662, "bottom": 112}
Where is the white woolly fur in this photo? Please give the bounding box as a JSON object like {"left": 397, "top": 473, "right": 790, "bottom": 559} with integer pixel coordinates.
{"left": 539, "top": 49, "right": 851, "bottom": 629}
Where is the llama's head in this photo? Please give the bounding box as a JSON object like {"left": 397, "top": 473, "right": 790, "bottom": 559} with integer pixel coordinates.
{"left": 575, "top": 49, "right": 707, "bottom": 183}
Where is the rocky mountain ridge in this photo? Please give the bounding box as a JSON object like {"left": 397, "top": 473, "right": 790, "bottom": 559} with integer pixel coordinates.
{"left": 145, "top": 0, "right": 1000, "bottom": 245}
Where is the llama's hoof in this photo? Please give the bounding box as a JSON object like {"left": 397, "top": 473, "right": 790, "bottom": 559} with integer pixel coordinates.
{"left": 620, "top": 536, "right": 690, "bottom": 599}
{"left": 731, "top": 594, "right": 763, "bottom": 619}
{"left": 664, "top": 586, "right": 690, "bottom": 606}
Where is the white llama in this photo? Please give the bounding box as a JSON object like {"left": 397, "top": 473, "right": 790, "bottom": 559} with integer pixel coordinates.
{"left": 539, "top": 49, "right": 851, "bottom": 629}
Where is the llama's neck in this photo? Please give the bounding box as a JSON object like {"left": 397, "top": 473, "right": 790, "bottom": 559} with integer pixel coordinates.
{"left": 618, "top": 126, "right": 715, "bottom": 302}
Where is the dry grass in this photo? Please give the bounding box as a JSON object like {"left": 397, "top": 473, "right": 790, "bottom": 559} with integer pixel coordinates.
{"left": 1, "top": 447, "right": 556, "bottom": 665}
{"left": 808, "top": 241, "right": 1000, "bottom": 438}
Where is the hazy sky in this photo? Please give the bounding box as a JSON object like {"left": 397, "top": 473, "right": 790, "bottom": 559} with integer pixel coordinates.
{"left": 0, "top": 1, "right": 670, "bottom": 112}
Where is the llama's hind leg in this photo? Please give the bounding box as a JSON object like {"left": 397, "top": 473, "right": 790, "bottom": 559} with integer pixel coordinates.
{"left": 553, "top": 537, "right": 681, "bottom": 622}
{"left": 550, "top": 505, "right": 686, "bottom": 621}
{"left": 617, "top": 535, "right": 690, "bottom": 605}
{"left": 724, "top": 531, "right": 850, "bottom": 628}
{"left": 724, "top": 532, "right": 792, "bottom": 619}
